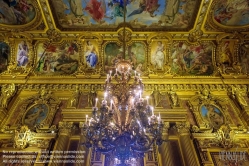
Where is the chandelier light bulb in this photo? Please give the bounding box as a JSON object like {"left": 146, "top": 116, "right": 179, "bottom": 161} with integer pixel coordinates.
{"left": 146, "top": 96, "right": 149, "bottom": 104}
{"left": 85, "top": 115, "right": 88, "bottom": 124}
{"left": 95, "top": 98, "right": 98, "bottom": 107}
{"left": 110, "top": 100, "right": 113, "bottom": 109}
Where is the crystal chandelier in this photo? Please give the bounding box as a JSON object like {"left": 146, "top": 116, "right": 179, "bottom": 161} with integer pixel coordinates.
{"left": 82, "top": 60, "right": 165, "bottom": 165}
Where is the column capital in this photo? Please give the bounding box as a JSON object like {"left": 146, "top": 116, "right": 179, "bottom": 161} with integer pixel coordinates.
{"left": 58, "top": 121, "right": 74, "bottom": 136}
{"left": 175, "top": 122, "right": 190, "bottom": 135}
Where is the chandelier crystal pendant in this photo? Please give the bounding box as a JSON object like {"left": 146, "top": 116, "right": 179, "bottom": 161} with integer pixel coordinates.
{"left": 82, "top": 60, "right": 166, "bottom": 164}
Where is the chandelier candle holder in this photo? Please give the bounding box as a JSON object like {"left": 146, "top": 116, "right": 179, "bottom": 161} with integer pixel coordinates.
{"left": 82, "top": 60, "right": 166, "bottom": 165}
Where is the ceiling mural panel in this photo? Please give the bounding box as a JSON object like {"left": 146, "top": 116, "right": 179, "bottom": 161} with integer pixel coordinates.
{"left": 0, "top": 0, "right": 36, "bottom": 25}
{"left": 213, "top": 0, "right": 249, "bottom": 26}
{"left": 35, "top": 41, "right": 79, "bottom": 75}
{"left": 104, "top": 41, "right": 146, "bottom": 74}
{"left": 49, "top": 0, "right": 201, "bottom": 31}
{"left": 170, "top": 42, "right": 214, "bottom": 76}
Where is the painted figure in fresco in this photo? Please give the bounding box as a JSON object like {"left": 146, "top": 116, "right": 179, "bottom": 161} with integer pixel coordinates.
{"left": 24, "top": 105, "right": 46, "bottom": 127}
{"left": 172, "top": 42, "right": 213, "bottom": 75}
{"left": 17, "top": 41, "right": 28, "bottom": 66}
{"left": 164, "top": 0, "right": 180, "bottom": 22}
{"left": 220, "top": 41, "right": 233, "bottom": 67}
{"left": 85, "top": 41, "right": 98, "bottom": 68}
{"left": 240, "top": 44, "right": 249, "bottom": 74}
{"left": 0, "top": 0, "right": 35, "bottom": 25}
{"left": 85, "top": 0, "right": 106, "bottom": 23}
{"left": 128, "top": 0, "right": 160, "bottom": 17}
{"left": 206, "top": 105, "right": 224, "bottom": 129}
{"left": 172, "top": 42, "right": 188, "bottom": 73}
{"left": 3, "top": 0, "right": 17, "bottom": 7}
{"left": 36, "top": 42, "right": 78, "bottom": 74}
{"left": 107, "top": 0, "right": 126, "bottom": 18}
{"left": 0, "top": 42, "right": 9, "bottom": 73}
{"left": 151, "top": 41, "right": 165, "bottom": 69}
{"left": 69, "top": 0, "right": 84, "bottom": 17}
{"left": 129, "top": 52, "right": 137, "bottom": 66}
{"left": 135, "top": 63, "right": 143, "bottom": 75}
{"left": 214, "top": 0, "right": 249, "bottom": 26}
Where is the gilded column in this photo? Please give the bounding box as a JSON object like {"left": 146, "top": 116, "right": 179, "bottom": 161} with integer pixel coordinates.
{"left": 176, "top": 122, "right": 199, "bottom": 166}
{"left": 158, "top": 140, "right": 174, "bottom": 166}
{"left": 75, "top": 123, "right": 91, "bottom": 166}
{"left": 158, "top": 123, "right": 174, "bottom": 166}
{"left": 49, "top": 122, "right": 73, "bottom": 166}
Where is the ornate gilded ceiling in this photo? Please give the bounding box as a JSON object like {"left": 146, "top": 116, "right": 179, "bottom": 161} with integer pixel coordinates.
{"left": 0, "top": 0, "right": 249, "bottom": 83}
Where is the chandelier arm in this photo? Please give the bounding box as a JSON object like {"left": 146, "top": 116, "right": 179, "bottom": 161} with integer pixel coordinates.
{"left": 95, "top": 146, "right": 115, "bottom": 153}
{"left": 131, "top": 138, "right": 155, "bottom": 153}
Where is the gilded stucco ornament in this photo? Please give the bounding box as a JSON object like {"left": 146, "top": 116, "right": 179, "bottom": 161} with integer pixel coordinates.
{"left": 67, "top": 85, "right": 80, "bottom": 108}
{"left": 214, "top": 124, "right": 235, "bottom": 149}
{"left": 228, "top": 85, "right": 248, "bottom": 107}
{"left": 188, "top": 29, "right": 203, "bottom": 43}
{"left": 46, "top": 29, "right": 62, "bottom": 42}
{"left": 0, "top": 125, "right": 13, "bottom": 134}
{"left": 0, "top": 83, "right": 16, "bottom": 109}
{"left": 13, "top": 125, "right": 33, "bottom": 150}
{"left": 175, "top": 122, "right": 190, "bottom": 134}
{"left": 58, "top": 121, "right": 74, "bottom": 136}
{"left": 168, "top": 90, "right": 180, "bottom": 107}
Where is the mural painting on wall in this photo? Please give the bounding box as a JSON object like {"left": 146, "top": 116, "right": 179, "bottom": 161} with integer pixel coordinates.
{"left": 23, "top": 104, "right": 49, "bottom": 127}
{"left": 171, "top": 42, "right": 213, "bottom": 75}
{"left": 17, "top": 40, "right": 29, "bottom": 67}
{"left": 0, "top": 42, "right": 10, "bottom": 73}
{"left": 213, "top": 0, "right": 249, "bottom": 26}
{"left": 104, "top": 42, "right": 145, "bottom": 74}
{"left": 84, "top": 40, "right": 98, "bottom": 68}
{"left": 50, "top": 0, "right": 199, "bottom": 30}
{"left": 36, "top": 41, "right": 79, "bottom": 75}
{"left": 217, "top": 40, "right": 236, "bottom": 68}
{"left": 0, "top": 0, "right": 36, "bottom": 25}
{"left": 151, "top": 41, "right": 166, "bottom": 70}
{"left": 239, "top": 43, "right": 249, "bottom": 74}
{"left": 201, "top": 105, "right": 224, "bottom": 130}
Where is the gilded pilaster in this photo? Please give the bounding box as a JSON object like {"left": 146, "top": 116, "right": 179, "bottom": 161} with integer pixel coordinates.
{"left": 158, "top": 140, "right": 174, "bottom": 166}
{"left": 49, "top": 122, "right": 74, "bottom": 166}
{"left": 158, "top": 123, "right": 174, "bottom": 166}
{"left": 176, "top": 122, "right": 199, "bottom": 166}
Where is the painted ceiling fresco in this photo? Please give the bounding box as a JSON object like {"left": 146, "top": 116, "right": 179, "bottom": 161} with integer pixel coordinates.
{"left": 0, "top": 0, "right": 36, "bottom": 25}
{"left": 213, "top": 0, "right": 249, "bottom": 26}
{"left": 49, "top": 0, "right": 201, "bottom": 31}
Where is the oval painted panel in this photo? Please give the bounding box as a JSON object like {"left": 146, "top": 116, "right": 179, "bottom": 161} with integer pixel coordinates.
{"left": 213, "top": 0, "right": 249, "bottom": 26}
{"left": 0, "top": 42, "right": 10, "bottom": 73}
{"left": 200, "top": 105, "right": 224, "bottom": 129}
{"left": 23, "top": 104, "right": 48, "bottom": 127}
{"left": 0, "top": 0, "right": 36, "bottom": 25}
